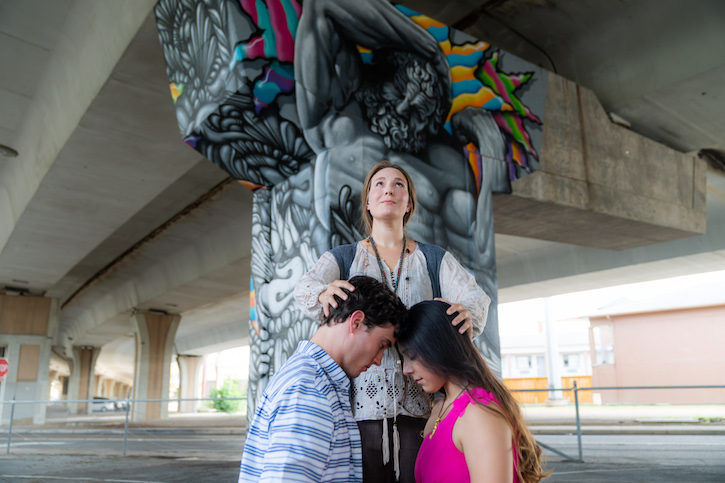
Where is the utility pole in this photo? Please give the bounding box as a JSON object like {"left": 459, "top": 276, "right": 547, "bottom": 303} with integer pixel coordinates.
{"left": 543, "top": 298, "right": 566, "bottom": 404}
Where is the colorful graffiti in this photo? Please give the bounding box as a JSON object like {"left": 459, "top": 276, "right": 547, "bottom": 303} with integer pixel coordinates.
{"left": 154, "top": 0, "right": 547, "bottom": 419}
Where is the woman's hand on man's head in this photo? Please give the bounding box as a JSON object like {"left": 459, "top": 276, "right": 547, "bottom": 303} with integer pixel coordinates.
{"left": 435, "top": 298, "right": 473, "bottom": 339}
{"left": 320, "top": 280, "right": 356, "bottom": 317}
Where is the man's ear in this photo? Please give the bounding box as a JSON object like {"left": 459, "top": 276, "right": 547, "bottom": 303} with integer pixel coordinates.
{"left": 348, "top": 310, "right": 366, "bottom": 333}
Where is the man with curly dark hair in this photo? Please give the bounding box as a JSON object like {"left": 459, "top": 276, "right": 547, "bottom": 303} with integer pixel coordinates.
{"left": 239, "top": 276, "right": 407, "bottom": 483}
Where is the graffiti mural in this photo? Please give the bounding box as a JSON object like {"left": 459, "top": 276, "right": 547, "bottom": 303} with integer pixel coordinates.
{"left": 155, "top": 0, "right": 546, "bottom": 419}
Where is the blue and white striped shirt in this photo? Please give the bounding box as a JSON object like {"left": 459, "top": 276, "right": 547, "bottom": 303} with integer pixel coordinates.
{"left": 239, "top": 340, "right": 362, "bottom": 482}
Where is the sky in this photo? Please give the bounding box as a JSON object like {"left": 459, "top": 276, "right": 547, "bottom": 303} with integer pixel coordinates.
{"left": 498, "top": 268, "right": 725, "bottom": 336}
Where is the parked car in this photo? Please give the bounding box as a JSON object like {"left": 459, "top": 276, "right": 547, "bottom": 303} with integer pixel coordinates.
{"left": 92, "top": 397, "right": 115, "bottom": 412}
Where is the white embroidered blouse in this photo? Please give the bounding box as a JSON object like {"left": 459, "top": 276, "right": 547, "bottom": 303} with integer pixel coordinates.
{"left": 294, "top": 241, "right": 491, "bottom": 421}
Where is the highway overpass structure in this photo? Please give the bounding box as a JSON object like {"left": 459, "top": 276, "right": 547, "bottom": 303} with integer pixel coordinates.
{"left": 0, "top": 0, "right": 724, "bottom": 423}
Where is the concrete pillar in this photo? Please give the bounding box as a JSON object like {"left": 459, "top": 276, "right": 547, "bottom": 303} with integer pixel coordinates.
{"left": 543, "top": 298, "right": 566, "bottom": 405}
{"left": 67, "top": 346, "right": 101, "bottom": 414}
{"left": 112, "top": 380, "right": 124, "bottom": 399}
{"left": 47, "top": 370, "right": 58, "bottom": 399}
{"left": 0, "top": 295, "right": 59, "bottom": 425}
{"left": 94, "top": 374, "right": 102, "bottom": 397}
{"left": 177, "top": 355, "right": 203, "bottom": 413}
{"left": 131, "top": 311, "right": 180, "bottom": 421}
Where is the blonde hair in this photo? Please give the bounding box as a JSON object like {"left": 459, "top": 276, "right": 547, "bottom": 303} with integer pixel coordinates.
{"left": 360, "top": 161, "right": 417, "bottom": 234}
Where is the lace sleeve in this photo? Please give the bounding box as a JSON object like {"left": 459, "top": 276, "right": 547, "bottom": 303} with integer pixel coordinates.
{"left": 294, "top": 251, "right": 341, "bottom": 322}
{"left": 439, "top": 252, "right": 491, "bottom": 338}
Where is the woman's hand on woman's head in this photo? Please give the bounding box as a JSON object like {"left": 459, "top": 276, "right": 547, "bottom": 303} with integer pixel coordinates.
{"left": 319, "top": 280, "right": 356, "bottom": 317}
{"left": 435, "top": 298, "right": 474, "bottom": 339}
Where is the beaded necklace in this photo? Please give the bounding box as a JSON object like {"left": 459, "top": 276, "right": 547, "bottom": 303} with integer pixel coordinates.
{"left": 428, "top": 387, "right": 467, "bottom": 439}
{"left": 368, "top": 235, "right": 406, "bottom": 294}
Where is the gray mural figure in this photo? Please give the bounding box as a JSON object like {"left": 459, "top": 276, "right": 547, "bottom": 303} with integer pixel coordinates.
{"left": 155, "top": 0, "right": 545, "bottom": 421}
{"left": 295, "top": 0, "right": 509, "bottom": 368}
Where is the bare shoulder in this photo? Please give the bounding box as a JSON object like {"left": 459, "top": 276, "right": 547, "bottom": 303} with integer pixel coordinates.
{"left": 453, "top": 401, "right": 515, "bottom": 482}
{"left": 461, "top": 402, "right": 511, "bottom": 438}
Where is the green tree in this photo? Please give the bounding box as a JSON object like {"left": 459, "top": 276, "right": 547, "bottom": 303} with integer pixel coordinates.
{"left": 209, "top": 378, "right": 245, "bottom": 413}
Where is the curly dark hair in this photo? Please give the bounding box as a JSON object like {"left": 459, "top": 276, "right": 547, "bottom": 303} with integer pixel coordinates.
{"left": 323, "top": 276, "right": 407, "bottom": 332}
{"left": 356, "top": 49, "right": 449, "bottom": 153}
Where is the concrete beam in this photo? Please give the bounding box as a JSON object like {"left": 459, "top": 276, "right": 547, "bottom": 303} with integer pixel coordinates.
{"left": 0, "top": 0, "right": 155, "bottom": 259}
{"left": 175, "top": 322, "right": 249, "bottom": 355}
{"left": 493, "top": 73, "right": 707, "bottom": 250}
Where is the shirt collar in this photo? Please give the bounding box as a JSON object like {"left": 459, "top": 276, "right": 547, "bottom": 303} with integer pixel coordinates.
{"left": 297, "top": 340, "right": 350, "bottom": 391}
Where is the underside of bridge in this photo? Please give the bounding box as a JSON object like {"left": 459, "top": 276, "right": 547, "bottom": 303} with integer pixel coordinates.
{"left": 0, "top": 0, "right": 723, "bottom": 421}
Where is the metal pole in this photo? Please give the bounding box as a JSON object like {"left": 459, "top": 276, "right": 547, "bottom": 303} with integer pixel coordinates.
{"left": 573, "top": 381, "right": 582, "bottom": 461}
{"left": 543, "top": 298, "right": 564, "bottom": 401}
{"left": 123, "top": 392, "right": 131, "bottom": 456}
{"left": 6, "top": 395, "right": 15, "bottom": 454}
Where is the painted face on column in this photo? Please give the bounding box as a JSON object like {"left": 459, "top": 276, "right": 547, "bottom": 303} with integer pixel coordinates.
{"left": 366, "top": 167, "right": 411, "bottom": 225}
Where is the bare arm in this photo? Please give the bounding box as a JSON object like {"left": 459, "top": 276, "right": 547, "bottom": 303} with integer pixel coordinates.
{"left": 295, "top": 0, "right": 450, "bottom": 132}
{"left": 451, "top": 108, "right": 509, "bottom": 195}
{"left": 454, "top": 405, "right": 514, "bottom": 483}
{"left": 451, "top": 108, "right": 508, "bottom": 257}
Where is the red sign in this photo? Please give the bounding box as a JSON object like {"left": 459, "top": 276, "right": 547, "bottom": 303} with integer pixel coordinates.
{"left": 0, "top": 357, "right": 9, "bottom": 380}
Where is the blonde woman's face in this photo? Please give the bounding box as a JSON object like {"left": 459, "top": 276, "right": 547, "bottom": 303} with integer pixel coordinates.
{"left": 366, "top": 168, "right": 411, "bottom": 224}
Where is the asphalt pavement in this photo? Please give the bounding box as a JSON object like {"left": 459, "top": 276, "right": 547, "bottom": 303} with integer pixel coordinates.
{"left": 0, "top": 404, "right": 723, "bottom": 482}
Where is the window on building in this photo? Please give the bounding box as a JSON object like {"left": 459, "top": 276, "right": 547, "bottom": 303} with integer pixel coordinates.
{"left": 536, "top": 355, "right": 546, "bottom": 377}
{"left": 592, "top": 325, "right": 615, "bottom": 365}
{"left": 516, "top": 355, "right": 532, "bottom": 374}
{"left": 562, "top": 353, "right": 580, "bottom": 371}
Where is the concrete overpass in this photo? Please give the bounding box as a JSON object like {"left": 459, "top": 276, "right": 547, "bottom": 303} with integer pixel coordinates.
{"left": 1, "top": 0, "right": 724, "bottom": 422}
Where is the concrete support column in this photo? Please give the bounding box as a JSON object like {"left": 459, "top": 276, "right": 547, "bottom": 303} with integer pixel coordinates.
{"left": 47, "top": 369, "right": 58, "bottom": 399}
{"left": 94, "top": 374, "right": 102, "bottom": 397}
{"left": 67, "top": 346, "right": 100, "bottom": 414}
{"left": 0, "top": 295, "right": 59, "bottom": 425}
{"left": 112, "top": 380, "right": 123, "bottom": 399}
{"left": 131, "top": 311, "right": 180, "bottom": 421}
{"left": 177, "top": 355, "right": 203, "bottom": 413}
{"left": 543, "top": 298, "right": 565, "bottom": 405}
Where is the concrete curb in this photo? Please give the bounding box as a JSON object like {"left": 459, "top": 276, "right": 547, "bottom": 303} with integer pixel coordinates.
{"left": 1, "top": 428, "right": 245, "bottom": 436}
{"left": 530, "top": 424, "right": 725, "bottom": 435}
{"left": 5, "top": 424, "right": 724, "bottom": 436}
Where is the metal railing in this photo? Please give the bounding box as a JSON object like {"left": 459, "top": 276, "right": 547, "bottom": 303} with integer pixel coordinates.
{"left": 1, "top": 395, "right": 247, "bottom": 455}
{"left": 2, "top": 385, "right": 724, "bottom": 460}
{"left": 511, "top": 383, "right": 725, "bottom": 462}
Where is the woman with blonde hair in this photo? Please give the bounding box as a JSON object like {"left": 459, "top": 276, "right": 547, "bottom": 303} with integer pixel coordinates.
{"left": 295, "top": 160, "right": 490, "bottom": 482}
{"left": 398, "top": 300, "right": 550, "bottom": 483}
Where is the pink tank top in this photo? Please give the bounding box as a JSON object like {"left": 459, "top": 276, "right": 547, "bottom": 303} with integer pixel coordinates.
{"left": 414, "top": 387, "right": 520, "bottom": 483}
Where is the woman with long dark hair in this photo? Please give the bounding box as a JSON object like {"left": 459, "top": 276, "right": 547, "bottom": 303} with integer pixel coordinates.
{"left": 398, "top": 300, "right": 550, "bottom": 483}
{"left": 295, "top": 161, "right": 490, "bottom": 482}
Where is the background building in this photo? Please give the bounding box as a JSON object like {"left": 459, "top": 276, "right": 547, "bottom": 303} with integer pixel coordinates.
{"left": 500, "top": 309, "right": 593, "bottom": 404}
{"left": 588, "top": 284, "right": 725, "bottom": 405}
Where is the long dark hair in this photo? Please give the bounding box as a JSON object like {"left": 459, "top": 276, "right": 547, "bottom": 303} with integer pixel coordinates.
{"left": 397, "top": 300, "right": 550, "bottom": 483}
